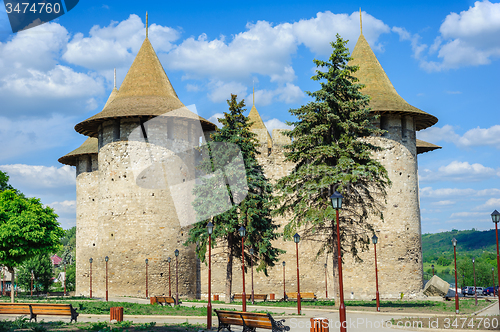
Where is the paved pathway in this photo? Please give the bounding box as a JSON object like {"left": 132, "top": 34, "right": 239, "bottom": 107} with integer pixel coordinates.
{"left": 1, "top": 297, "right": 498, "bottom": 331}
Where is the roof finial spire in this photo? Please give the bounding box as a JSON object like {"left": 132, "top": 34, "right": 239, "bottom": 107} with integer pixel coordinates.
{"left": 360, "top": 8, "right": 362, "bottom": 34}
{"left": 113, "top": 68, "right": 116, "bottom": 88}
{"left": 146, "top": 12, "right": 148, "bottom": 38}
{"left": 253, "top": 81, "right": 255, "bottom": 106}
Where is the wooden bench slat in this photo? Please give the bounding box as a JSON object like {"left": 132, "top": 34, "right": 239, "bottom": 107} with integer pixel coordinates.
{"left": 215, "top": 309, "right": 289, "bottom": 332}
{"left": 0, "top": 303, "right": 78, "bottom": 323}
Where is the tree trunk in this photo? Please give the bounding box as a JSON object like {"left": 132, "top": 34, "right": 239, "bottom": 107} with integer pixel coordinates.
{"left": 225, "top": 238, "right": 233, "bottom": 303}
{"left": 8, "top": 267, "right": 14, "bottom": 303}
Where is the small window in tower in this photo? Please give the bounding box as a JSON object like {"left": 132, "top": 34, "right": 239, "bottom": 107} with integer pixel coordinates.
{"left": 93, "top": 243, "right": 95, "bottom": 246}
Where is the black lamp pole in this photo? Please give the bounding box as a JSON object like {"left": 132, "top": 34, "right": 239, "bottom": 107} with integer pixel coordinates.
{"left": 324, "top": 263, "right": 328, "bottom": 299}
{"left": 472, "top": 257, "right": 478, "bottom": 306}
{"left": 207, "top": 222, "right": 214, "bottom": 330}
{"left": 282, "top": 261, "right": 286, "bottom": 300}
{"left": 105, "top": 256, "right": 109, "bottom": 302}
{"left": 145, "top": 259, "right": 149, "bottom": 298}
{"left": 89, "top": 258, "right": 92, "bottom": 299}
{"left": 330, "top": 191, "right": 346, "bottom": 332}
{"left": 452, "top": 238, "right": 459, "bottom": 314}
{"left": 250, "top": 248, "right": 255, "bottom": 305}
{"left": 167, "top": 257, "right": 171, "bottom": 297}
{"left": 372, "top": 235, "right": 380, "bottom": 312}
{"left": 492, "top": 267, "right": 495, "bottom": 298}
{"left": 175, "top": 249, "right": 179, "bottom": 306}
{"left": 294, "top": 233, "right": 301, "bottom": 315}
{"left": 239, "top": 226, "right": 247, "bottom": 312}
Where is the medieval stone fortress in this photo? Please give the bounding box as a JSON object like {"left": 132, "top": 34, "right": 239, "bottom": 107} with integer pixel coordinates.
{"left": 59, "top": 16, "right": 441, "bottom": 301}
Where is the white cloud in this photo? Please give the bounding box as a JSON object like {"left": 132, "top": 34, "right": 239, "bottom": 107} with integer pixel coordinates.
{"left": 207, "top": 80, "right": 248, "bottom": 103}
{"left": 48, "top": 200, "right": 76, "bottom": 215}
{"left": 417, "top": 125, "right": 500, "bottom": 149}
{"left": 419, "top": 161, "right": 499, "bottom": 182}
{"left": 418, "top": 1, "right": 500, "bottom": 71}
{"left": 245, "top": 83, "right": 304, "bottom": 107}
{"left": 431, "top": 200, "right": 456, "bottom": 206}
{"left": 450, "top": 211, "right": 486, "bottom": 218}
{"left": 63, "top": 15, "right": 180, "bottom": 73}
{"left": 392, "top": 27, "right": 427, "bottom": 59}
{"left": 265, "top": 119, "right": 293, "bottom": 134}
{"left": 207, "top": 113, "right": 224, "bottom": 128}
{"left": 473, "top": 198, "right": 500, "bottom": 211}
{"left": 0, "top": 164, "right": 75, "bottom": 189}
{"left": 420, "top": 187, "right": 500, "bottom": 198}
{"left": 0, "top": 115, "right": 79, "bottom": 161}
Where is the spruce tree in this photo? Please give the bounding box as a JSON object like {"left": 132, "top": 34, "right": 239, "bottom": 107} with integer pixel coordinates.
{"left": 185, "top": 94, "right": 282, "bottom": 302}
{"left": 273, "top": 34, "right": 391, "bottom": 296}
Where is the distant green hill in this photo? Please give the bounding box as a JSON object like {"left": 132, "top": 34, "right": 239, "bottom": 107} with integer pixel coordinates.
{"left": 422, "top": 229, "right": 498, "bottom": 286}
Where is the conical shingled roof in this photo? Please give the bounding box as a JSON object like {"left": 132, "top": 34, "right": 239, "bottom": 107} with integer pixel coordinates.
{"left": 416, "top": 139, "right": 441, "bottom": 154}
{"left": 248, "top": 92, "right": 272, "bottom": 148}
{"left": 350, "top": 34, "right": 438, "bottom": 131}
{"left": 75, "top": 37, "right": 215, "bottom": 137}
{"left": 58, "top": 137, "right": 98, "bottom": 166}
{"left": 103, "top": 87, "right": 118, "bottom": 109}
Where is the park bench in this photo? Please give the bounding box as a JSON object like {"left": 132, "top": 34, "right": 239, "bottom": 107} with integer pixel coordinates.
{"left": 285, "top": 292, "right": 316, "bottom": 300}
{"left": 215, "top": 309, "right": 289, "bottom": 332}
{"left": 231, "top": 294, "right": 268, "bottom": 302}
{"left": 150, "top": 296, "right": 180, "bottom": 306}
{"left": 0, "top": 303, "right": 78, "bottom": 322}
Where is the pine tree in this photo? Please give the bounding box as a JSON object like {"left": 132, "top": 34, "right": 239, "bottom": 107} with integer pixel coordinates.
{"left": 185, "top": 94, "right": 282, "bottom": 302}
{"left": 273, "top": 34, "right": 391, "bottom": 296}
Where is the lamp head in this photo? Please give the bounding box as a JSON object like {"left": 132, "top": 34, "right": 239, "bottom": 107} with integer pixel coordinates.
{"left": 452, "top": 238, "right": 457, "bottom": 247}
{"left": 472, "top": 257, "right": 475, "bottom": 263}
{"left": 330, "top": 191, "right": 343, "bottom": 209}
{"left": 249, "top": 248, "right": 254, "bottom": 255}
{"left": 491, "top": 210, "right": 500, "bottom": 223}
{"left": 372, "top": 234, "right": 378, "bottom": 244}
{"left": 324, "top": 263, "right": 327, "bottom": 268}
{"left": 145, "top": 258, "right": 149, "bottom": 264}
{"left": 167, "top": 257, "right": 171, "bottom": 263}
{"left": 89, "top": 258, "right": 93, "bottom": 264}
{"left": 174, "top": 249, "right": 179, "bottom": 257}
{"left": 293, "top": 233, "right": 300, "bottom": 243}
{"left": 282, "top": 261, "right": 285, "bottom": 267}
{"left": 431, "top": 264, "right": 434, "bottom": 268}
{"left": 105, "top": 256, "right": 109, "bottom": 262}
{"left": 207, "top": 221, "right": 214, "bottom": 235}
{"left": 238, "top": 226, "right": 246, "bottom": 237}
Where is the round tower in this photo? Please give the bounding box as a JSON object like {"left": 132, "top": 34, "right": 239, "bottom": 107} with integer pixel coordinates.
{"left": 73, "top": 28, "right": 216, "bottom": 298}
{"left": 341, "top": 15, "right": 440, "bottom": 298}
{"left": 59, "top": 137, "right": 99, "bottom": 296}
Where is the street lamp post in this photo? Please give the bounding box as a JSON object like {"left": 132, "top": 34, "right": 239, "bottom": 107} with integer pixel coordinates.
{"left": 249, "top": 248, "right": 255, "bottom": 305}
{"left": 492, "top": 267, "right": 495, "bottom": 298}
{"left": 89, "top": 258, "right": 93, "bottom": 298}
{"left": 207, "top": 222, "right": 214, "bottom": 330}
{"left": 324, "top": 263, "right": 328, "bottom": 299}
{"left": 330, "top": 191, "right": 346, "bottom": 332}
{"left": 294, "top": 233, "right": 301, "bottom": 315}
{"left": 167, "top": 257, "right": 171, "bottom": 297}
{"left": 145, "top": 259, "right": 149, "bottom": 298}
{"left": 64, "top": 261, "right": 67, "bottom": 297}
{"left": 105, "top": 256, "right": 109, "bottom": 302}
{"left": 372, "top": 235, "right": 380, "bottom": 312}
{"left": 175, "top": 249, "right": 179, "bottom": 306}
{"left": 491, "top": 210, "right": 500, "bottom": 309}
{"left": 30, "top": 270, "right": 34, "bottom": 297}
{"left": 239, "top": 226, "right": 247, "bottom": 312}
{"left": 472, "top": 257, "right": 478, "bottom": 306}
{"left": 282, "top": 261, "right": 286, "bottom": 300}
{"left": 452, "top": 238, "right": 459, "bottom": 314}
{"left": 432, "top": 264, "right": 435, "bottom": 276}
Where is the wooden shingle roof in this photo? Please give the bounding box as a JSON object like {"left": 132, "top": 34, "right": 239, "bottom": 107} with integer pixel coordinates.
{"left": 416, "top": 139, "right": 441, "bottom": 154}
{"left": 75, "top": 37, "right": 215, "bottom": 137}
{"left": 350, "top": 34, "right": 438, "bottom": 131}
{"left": 58, "top": 137, "right": 98, "bottom": 166}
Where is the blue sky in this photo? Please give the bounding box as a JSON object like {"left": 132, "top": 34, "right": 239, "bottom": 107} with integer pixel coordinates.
{"left": 0, "top": 0, "right": 499, "bottom": 233}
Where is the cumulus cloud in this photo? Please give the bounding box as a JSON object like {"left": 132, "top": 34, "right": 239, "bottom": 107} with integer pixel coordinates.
{"left": 402, "top": 1, "right": 500, "bottom": 71}
{"left": 48, "top": 200, "right": 76, "bottom": 215}
{"left": 0, "top": 115, "right": 79, "bottom": 161}
{"left": 245, "top": 84, "right": 305, "bottom": 107}
{"left": 419, "top": 161, "right": 499, "bottom": 182}
{"left": 63, "top": 14, "right": 180, "bottom": 73}
{"left": 0, "top": 22, "right": 105, "bottom": 116}
{"left": 208, "top": 81, "right": 248, "bottom": 103}
{"left": 0, "top": 164, "right": 75, "bottom": 189}
{"left": 207, "top": 113, "right": 224, "bottom": 128}
{"left": 265, "top": 119, "right": 293, "bottom": 134}
{"left": 420, "top": 187, "right": 500, "bottom": 198}
{"left": 473, "top": 198, "right": 500, "bottom": 211}
{"left": 431, "top": 200, "right": 456, "bottom": 206}
{"left": 417, "top": 125, "right": 500, "bottom": 149}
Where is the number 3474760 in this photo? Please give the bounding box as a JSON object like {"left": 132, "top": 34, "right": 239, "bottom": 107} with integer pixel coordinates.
{"left": 5, "top": 2, "right": 62, "bottom": 14}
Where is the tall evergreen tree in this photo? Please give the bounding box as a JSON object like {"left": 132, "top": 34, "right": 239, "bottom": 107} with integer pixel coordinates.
{"left": 185, "top": 94, "right": 282, "bottom": 302}
{"left": 273, "top": 35, "right": 391, "bottom": 297}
